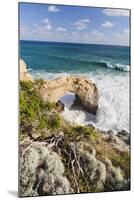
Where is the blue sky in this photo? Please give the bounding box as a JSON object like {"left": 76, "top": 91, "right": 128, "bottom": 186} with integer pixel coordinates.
{"left": 19, "top": 3, "right": 130, "bottom": 46}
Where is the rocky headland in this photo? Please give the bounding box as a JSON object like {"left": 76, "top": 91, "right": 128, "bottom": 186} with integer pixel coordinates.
{"left": 19, "top": 59, "right": 130, "bottom": 197}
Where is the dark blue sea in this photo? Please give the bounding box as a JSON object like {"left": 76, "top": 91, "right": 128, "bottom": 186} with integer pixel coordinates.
{"left": 20, "top": 40, "right": 130, "bottom": 132}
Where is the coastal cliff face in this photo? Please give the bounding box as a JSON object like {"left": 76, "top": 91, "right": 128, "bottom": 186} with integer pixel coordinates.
{"left": 20, "top": 59, "right": 33, "bottom": 81}
{"left": 19, "top": 60, "right": 130, "bottom": 197}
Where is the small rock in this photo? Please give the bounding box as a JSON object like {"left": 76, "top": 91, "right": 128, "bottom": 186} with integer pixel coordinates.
{"left": 117, "top": 130, "right": 130, "bottom": 144}
{"left": 55, "top": 100, "right": 65, "bottom": 112}
{"left": 87, "top": 123, "right": 96, "bottom": 129}
{"left": 107, "top": 129, "right": 117, "bottom": 142}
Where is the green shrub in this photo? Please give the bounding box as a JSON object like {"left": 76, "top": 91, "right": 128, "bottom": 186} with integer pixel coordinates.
{"left": 110, "top": 151, "right": 130, "bottom": 179}
{"left": 38, "top": 116, "right": 48, "bottom": 129}
{"left": 65, "top": 125, "right": 100, "bottom": 142}
{"left": 20, "top": 81, "right": 60, "bottom": 139}
{"left": 20, "top": 81, "right": 44, "bottom": 123}
{"left": 43, "top": 102, "right": 55, "bottom": 112}
{"left": 20, "top": 80, "right": 34, "bottom": 91}
{"left": 37, "top": 113, "right": 61, "bottom": 130}
{"left": 35, "top": 78, "right": 45, "bottom": 89}
{"left": 49, "top": 114, "right": 61, "bottom": 129}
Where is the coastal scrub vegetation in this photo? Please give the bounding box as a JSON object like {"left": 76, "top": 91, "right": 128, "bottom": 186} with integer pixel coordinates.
{"left": 34, "top": 78, "right": 46, "bottom": 89}
{"left": 20, "top": 80, "right": 60, "bottom": 140}
{"left": 20, "top": 80, "right": 130, "bottom": 195}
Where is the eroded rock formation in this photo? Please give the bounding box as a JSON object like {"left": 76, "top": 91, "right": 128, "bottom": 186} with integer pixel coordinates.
{"left": 20, "top": 59, "right": 33, "bottom": 81}
{"left": 40, "top": 76, "right": 99, "bottom": 114}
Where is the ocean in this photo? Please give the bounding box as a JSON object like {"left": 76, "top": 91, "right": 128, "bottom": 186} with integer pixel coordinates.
{"left": 20, "top": 40, "right": 130, "bottom": 133}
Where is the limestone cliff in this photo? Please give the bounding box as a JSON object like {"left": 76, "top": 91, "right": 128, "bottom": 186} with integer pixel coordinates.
{"left": 20, "top": 59, "right": 33, "bottom": 81}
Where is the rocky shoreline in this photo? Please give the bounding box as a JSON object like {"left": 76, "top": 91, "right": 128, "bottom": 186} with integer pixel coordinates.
{"left": 19, "top": 59, "right": 130, "bottom": 197}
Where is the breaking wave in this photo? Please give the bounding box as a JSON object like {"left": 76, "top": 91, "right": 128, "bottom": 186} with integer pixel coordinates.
{"left": 99, "top": 60, "right": 130, "bottom": 72}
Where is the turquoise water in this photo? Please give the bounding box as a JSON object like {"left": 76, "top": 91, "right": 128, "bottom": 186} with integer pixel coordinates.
{"left": 20, "top": 40, "right": 129, "bottom": 73}
{"left": 20, "top": 40, "right": 130, "bottom": 132}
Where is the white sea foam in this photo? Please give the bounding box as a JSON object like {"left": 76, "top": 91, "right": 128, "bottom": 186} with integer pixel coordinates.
{"left": 27, "top": 68, "right": 33, "bottom": 72}
{"left": 31, "top": 70, "right": 69, "bottom": 80}
{"left": 87, "top": 71, "right": 129, "bottom": 132}
{"left": 115, "top": 63, "right": 130, "bottom": 72}
{"left": 32, "top": 70, "right": 130, "bottom": 133}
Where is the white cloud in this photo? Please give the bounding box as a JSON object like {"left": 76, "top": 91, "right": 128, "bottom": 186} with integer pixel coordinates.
{"left": 71, "top": 30, "right": 106, "bottom": 44}
{"left": 56, "top": 27, "right": 66, "bottom": 32}
{"left": 72, "top": 32, "right": 76, "bottom": 36}
{"left": 38, "top": 18, "right": 52, "bottom": 31}
{"left": 90, "top": 30, "right": 104, "bottom": 39}
{"left": 48, "top": 5, "right": 60, "bottom": 13}
{"left": 20, "top": 26, "right": 27, "bottom": 34}
{"left": 32, "top": 24, "right": 52, "bottom": 35}
{"left": 112, "top": 29, "right": 129, "bottom": 46}
{"left": 102, "top": 21, "right": 114, "bottom": 27}
{"left": 31, "top": 17, "right": 52, "bottom": 38}
{"left": 33, "top": 24, "right": 37, "bottom": 27}
{"left": 72, "top": 19, "right": 90, "bottom": 30}
{"left": 103, "top": 9, "right": 129, "bottom": 17}
{"left": 124, "top": 28, "right": 129, "bottom": 34}
{"left": 80, "top": 29, "right": 129, "bottom": 45}
{"left": 44, "top": 24, "right": 52, "bottom": 31}
{"left": 20, "top": 26, "right": 31, "bottom": 37}
{"left": 42, "top": 18, "right": 50, "bottom": 24}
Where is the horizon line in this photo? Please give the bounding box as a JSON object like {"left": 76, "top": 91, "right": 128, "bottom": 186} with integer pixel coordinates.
{"left": 20, "top": 39, "right": 129, "bottom": 47}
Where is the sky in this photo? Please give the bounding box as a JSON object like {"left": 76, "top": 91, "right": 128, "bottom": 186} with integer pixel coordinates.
{"left": 19, "top": 3, "right": 130, "bottom": 46}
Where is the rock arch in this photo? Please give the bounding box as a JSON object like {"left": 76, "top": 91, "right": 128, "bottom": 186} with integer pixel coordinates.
{"left": 19, "top": 59, "right": 99, "bottom": 114}
{"left": 40, "top": 76, "right": 99, "bottom": 114}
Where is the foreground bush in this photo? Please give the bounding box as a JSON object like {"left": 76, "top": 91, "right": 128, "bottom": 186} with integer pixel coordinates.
{"left": 20, "top": 81, "right": 60, "bottom": 139}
